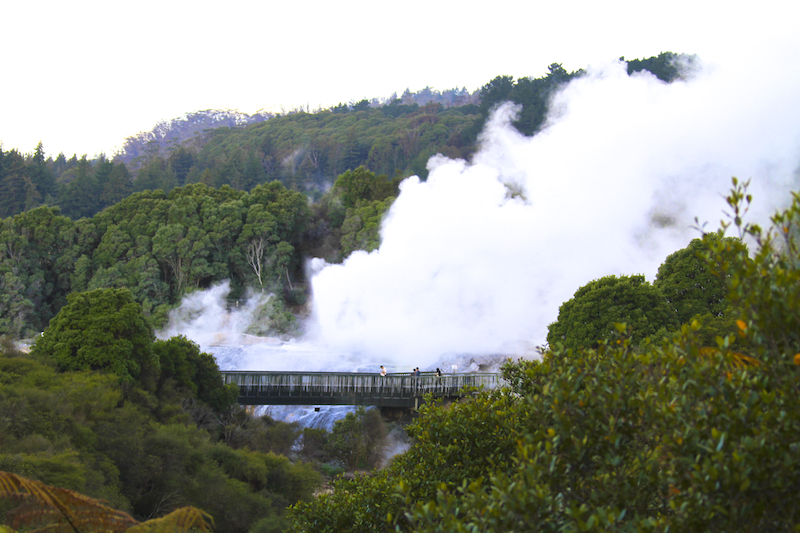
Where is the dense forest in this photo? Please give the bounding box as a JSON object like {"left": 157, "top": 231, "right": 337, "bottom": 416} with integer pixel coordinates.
{"left": 11, "top": 51, "right": 798, "bottom": 533}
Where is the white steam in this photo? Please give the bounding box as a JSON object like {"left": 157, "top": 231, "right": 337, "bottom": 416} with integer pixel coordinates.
{"left": 310, "top": 52, "right": 800, "bottom": 367}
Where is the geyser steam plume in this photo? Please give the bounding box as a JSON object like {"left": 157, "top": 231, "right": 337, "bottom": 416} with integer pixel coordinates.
{"left": 310, "top": 51, "right": 800, "bottom": 367}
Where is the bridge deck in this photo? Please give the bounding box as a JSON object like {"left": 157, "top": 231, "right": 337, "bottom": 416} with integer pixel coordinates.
{"left": 221, "top": 371, "right": 501, "bottom": 407}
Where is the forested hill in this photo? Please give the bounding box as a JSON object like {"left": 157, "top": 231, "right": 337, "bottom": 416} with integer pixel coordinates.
{"left": 0, "top": 52, "right": 690, "bottom": 221}
{"left": 115, "top": 86, "right": 480, "bottom": 172}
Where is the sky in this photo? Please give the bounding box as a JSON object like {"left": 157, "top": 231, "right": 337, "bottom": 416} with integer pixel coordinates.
{"left": 1, "top": 0, "right": 795, "bottom": 158}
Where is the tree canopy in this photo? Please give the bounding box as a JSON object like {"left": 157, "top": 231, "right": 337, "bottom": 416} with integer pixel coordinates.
{"left": 546, "top": 274, "right": 679, "bottom": 350}
{"left": 654, "top": 235, "right": 740, "bottom": 324}
{"left": 32, "top": 288, "right": 158, "bottom": 383}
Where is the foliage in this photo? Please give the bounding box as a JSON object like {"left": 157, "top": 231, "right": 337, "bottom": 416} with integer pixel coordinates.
{"left": 324, "top": 407, "right": 387, "bottom": 471}
{"left": 0, "top": 206, "right": 77, "bottom": 336}
{"left": 625, "top": 51, "right": 697, "bottom": 83}
{"left": 32, "top": 288, "right": 158, "bottom": 384}
{"left": 0, "top": 179, "right": 312, "bottom": 334}
{"left": 340, "top": 198, "right": 394, "bottom": 257}
{"left": 331, "top": 166, "right": 400, "bottom": 212}
{"left": 0, "top": 470, "right": 212, "bottom": 533}
{"left": 546, "top": 274, "right": 679, "bottom": 350}
{"left": 0, "top": 346, "right": 324, "bottom": 533}
{"left": 711, "top": 178, "right": 800, "bottom": 364}
{"left": 289, "top": 392, "right": 524, "bottom": 533}
{"left": 654, "top": 235, "right": 741, "bottom": 324}
{"left": 152, "top": 336, "right": 237, "bottom": 413}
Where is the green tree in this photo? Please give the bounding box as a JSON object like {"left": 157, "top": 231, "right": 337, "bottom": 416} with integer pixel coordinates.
{"left": 152, "top": 224, "right": 214, "bottom": 296}
{"left": 235, "top": 204, "right": 278, "bottom": 289}
{"left": 0, "top": 206, "right": 76, "bottom": 334}
{"left": 152, "top": 335, "right": 237, "bottom": 413}
{"left": 325, "top": 407, "right": 387, "bottom": 471}
{"left": 332, "top": 166, "right": 398, "bottom": 211}
{"left": 340, "top": 198, "right": 394, "bottom": 257}
{"left": 547, "top": 274, "right": 679, "bottom": 350}
{"left": 0, "top": 150, "right": 28, "bottom": 218}
{"left": 32, "top": 288, "right": 158, "bottom": 384}
{"left": 654, "top": 236, "right": 740, "bottom": 324}
{"left": 289, "top": 391, "right": 524, "bottom": 533}
{"left": 58, "top": 156, "right": 103, "bottom": 220}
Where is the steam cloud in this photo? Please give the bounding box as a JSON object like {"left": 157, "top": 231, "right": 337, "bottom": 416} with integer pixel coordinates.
{"left": 310, "top": 51, "right": 800, "bottom": 368}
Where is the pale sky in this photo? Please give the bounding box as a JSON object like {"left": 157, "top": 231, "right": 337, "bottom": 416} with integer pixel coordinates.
{"left": 0, "top": 0, "right": 795, "bottom": 158}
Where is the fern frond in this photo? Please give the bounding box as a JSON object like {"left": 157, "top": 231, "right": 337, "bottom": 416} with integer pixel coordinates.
{"left": 0, "top": 471, "right": 213, "bottom": 533}
{"left": 126, "top": 506, "right": 214, "bottom": 533}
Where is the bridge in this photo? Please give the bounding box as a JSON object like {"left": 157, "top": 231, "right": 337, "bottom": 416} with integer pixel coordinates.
{"left": 220, "top": 371, "right": 502, "bottom": 408}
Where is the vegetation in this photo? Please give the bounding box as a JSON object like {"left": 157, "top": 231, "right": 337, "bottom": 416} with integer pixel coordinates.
{"left": 546, "top": 274, "right": 679, "bottom": 351}
{"left": 1, "top": 52, "right": 717, "bottom": 532}
{"left": 0, "top": 470, "right": 212, "bottom": 533}
{"left": 288, "top": 181, "right": 800, "bottom": 531}
{"left": 0, "top": 306, "right": 321, "bottom": 532}
{"left": 324, "top": 407, "right": 387, "bottom": 471}
{"left": 32, "top": 288, "right": 158, "bottom": 383}
{"left": 0, "top": 181, "right": 312, "bottom": 338}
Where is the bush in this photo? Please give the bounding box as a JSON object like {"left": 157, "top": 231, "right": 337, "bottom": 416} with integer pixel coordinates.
{"left": 324, "top": 407, "right": 387, "bottom": 471}
{"left": 32, "top": 288, "right": 158, "bottom": 384}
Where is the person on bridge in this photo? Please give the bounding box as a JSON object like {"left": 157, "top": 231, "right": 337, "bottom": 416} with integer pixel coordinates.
{"left": 380, "top": 365, "right": 387, "bottom": 377}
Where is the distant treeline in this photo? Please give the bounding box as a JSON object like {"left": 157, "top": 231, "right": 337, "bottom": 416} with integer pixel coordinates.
{"left": 0, "top": 53, "right": 689, "bottom": 222}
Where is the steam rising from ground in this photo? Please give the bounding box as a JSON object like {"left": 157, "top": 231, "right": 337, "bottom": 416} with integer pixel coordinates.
{"left": 310, "top": 51, "right": 800, "bottom": 367}
{"left": 160, "top": 43, "right": 800, "bottom": 375}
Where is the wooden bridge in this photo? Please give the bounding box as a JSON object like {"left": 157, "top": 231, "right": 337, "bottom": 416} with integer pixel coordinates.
{"left": 220, "top": 371, "right": 502, "bottom": 408}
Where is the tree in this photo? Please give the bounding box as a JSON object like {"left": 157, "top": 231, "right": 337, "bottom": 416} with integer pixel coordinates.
{"left": 152, "top": 224, "right": 214, "bottom": 296}
{"left": 324, "top": 407, "right": 387, "bottom": 471}
{"left": 328, "top": 167, "right": 399, "bottom": 231}
{"left": 152, "top": 335, "right": 237, "bottom": 413}
{"left": 236, "top": 204, "right": 278, "bottom": 289}
{"left": 547, "top": 274, "right": 679, "bottom": 350}
{"left": 32, "top": 288, "right": 158, "bottom": 384}
{"left": 625, "top": 51, "right": 696, "bottom": 82}
{"left": 340, "top": 198, "right": 394, "bottom": 257}
{"left": 58, "top": 156, "right": 103, "bottom": 220}
{"left": 654, "top": 236, "right": 741, "bottom": 324}
{"left": 289, "top": 391, "right": 524, "bottom": 533}
{"left": 0, "top": 150, "right": 28, "bottom": 218}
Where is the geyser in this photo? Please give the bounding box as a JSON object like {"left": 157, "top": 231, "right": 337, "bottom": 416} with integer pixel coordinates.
{"left": 309, "top": 54, "right": 800, "bottom": 368}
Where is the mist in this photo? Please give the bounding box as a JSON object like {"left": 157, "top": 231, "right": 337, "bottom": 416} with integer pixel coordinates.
{"left": 309, "top": 51, "right": 800, "bottom": 368}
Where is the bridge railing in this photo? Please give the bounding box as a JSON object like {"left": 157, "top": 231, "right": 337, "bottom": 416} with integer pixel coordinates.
{"left": 220, "top": 371, "right": 503, "bottom": 406}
